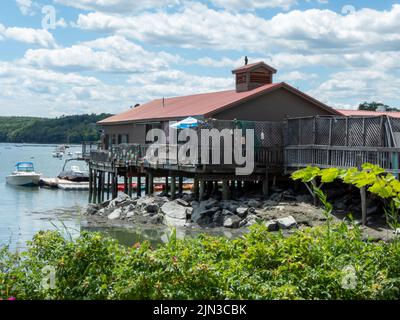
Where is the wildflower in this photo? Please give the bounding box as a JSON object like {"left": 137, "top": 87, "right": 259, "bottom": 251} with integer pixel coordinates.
{"left": 8, "top": 297, "right": 16, "bottom": 301}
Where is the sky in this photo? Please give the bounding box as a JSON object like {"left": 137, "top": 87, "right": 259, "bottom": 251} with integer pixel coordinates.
{"left": 0, "top": 0, "right": 400, "bottom": 117}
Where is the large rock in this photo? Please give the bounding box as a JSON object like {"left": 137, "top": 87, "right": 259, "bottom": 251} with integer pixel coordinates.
{"left": 176, "top": 198, "right": 190, "bottom": 207}
{"left": 236, "top": 207, "right": 248, "bottom": 218}
{"left": 109, "top": 193, "right": 131, "bottom": 207}
{"left": 212, "top": 211, "right": 224, "bottom": 226}
{"left": 146, "top": 204, "right": 159, "bottom": 214}
{"left": 161, "top": 201, "right": 187, "bottom": 220}
{"left": 223, "top": 215, "right": 242, "bottom": 229}
{"left": 247, "top": 199, "right": 261, "bottom": 208}
{"left": 192, "top": 208, "right": 219, "bottom": 224}
{"left": 86, "top": 203, "right": 101, "bottom": 215}
{"left": 108, "top": 208, "right": 123, "bottom": 220}
{"left": 276, "top": 215, "right": 297, "bottom": 229}
{"left": 265, "top": 220, "right": 279, "bottom": 231}
{"left": 200, "top": 198, "right": 219, "bottom": 210}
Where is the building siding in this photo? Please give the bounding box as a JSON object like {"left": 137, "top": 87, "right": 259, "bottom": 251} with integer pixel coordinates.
{"left": 212, "top": 87, "right": 334, "bottom": 122}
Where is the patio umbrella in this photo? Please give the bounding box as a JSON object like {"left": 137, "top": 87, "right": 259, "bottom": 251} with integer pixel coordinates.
{"left": 170, "top": 117, "right": 201, "bottom": 129}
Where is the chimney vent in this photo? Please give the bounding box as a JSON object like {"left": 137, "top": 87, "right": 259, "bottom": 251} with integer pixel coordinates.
{"left": 231, "top": 61, "right": 277, "bottom": 92}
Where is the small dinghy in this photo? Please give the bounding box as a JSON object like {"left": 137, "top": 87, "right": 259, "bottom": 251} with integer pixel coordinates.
{"left": 6, "top": 162, "right": 41, "bottom": 186}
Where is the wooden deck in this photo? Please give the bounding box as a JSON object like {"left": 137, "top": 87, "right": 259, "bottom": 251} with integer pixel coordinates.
{"left": 82, "top": 115, "right": 400, "bottom": 203}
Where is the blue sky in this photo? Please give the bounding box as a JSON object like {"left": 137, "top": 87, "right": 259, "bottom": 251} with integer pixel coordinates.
{"left": 0, "top": 0, "right": 400, "bottom": 117}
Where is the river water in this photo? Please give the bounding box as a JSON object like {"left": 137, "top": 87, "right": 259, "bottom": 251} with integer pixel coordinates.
{"left": 0, "top": 143, "right": 245, "bottom": 250}
{"left": 0, "top": 143, "right": 88, "bottom": 249}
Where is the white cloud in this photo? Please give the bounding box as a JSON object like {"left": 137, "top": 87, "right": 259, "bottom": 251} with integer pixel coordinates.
{"left": 0, "top": 23, "right": 56, "bottom": 47}
{"left": 22, "top": 35, "right": 178, "bottom": 73}
{"left": 277, "top": 71, "right": 318, "bottom": 81}
{"left": 16, "top": 0, "right": 36, "bottom": 16}
{"left": 54, "top": 0, "right": 180, "bottom": 13}
{"left": 309, "top": 69, "right": 400, "bottom": 108}
{"left": 210, "top": 0, "right": 297, "bottom": 11}
{"left": 74, "top": 3, "right": 400, "bottom": 54}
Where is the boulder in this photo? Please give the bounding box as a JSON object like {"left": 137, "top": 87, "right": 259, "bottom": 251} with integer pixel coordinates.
{"left": 247, "top": 199, "right": 261, "bottom": 208}
{"left": 109, "top": 193, "right": 131, "bottom": 207}
{"left": 146, "top": 204, "right": 159, "bottom": 214}
{"left": 236, "top": 207, "right": 248, "bottom": 218}
{"left": 161, "top": 201, "right": 187, "bottom": 220}
{"left": 200, "top": 198, "right": 219, "bottom": 210}
{"left": 276, "top": 216, "right": 297, "bottom": 229}
{"left": 223, "top": 215, "right": 241, "bottom": 229}
{"left": 265, "top": 220, "right": 279, "bottom": 231}
{"left": 126, "top": 211, "right": 135, "bottom": 219}
{"left": 270, "top": 193, "right": 282, "bottom": 202}
{"left": 108, "top": 208, "right": 123, "bottom": 220}
{"left": 149, "top": 213, "right": 164, "bottom": 224}
{"left": 176, "top": 198, "right": 190, "bottom": 207}
{"left": 212, "top": 211, "right": 224, "bottom": 226}
{"left": 263, "top": 200, "right": 278, "bottom": 208}
{"left": 192, "top": 208, "right": 218, "bottom": 223}
{"left": 186, "top": 207, "right": 193, "bottom": 216}
{"left": 86, "top": 203, "right": 101, "bottom": 215}
{"left": 222, "top": 209, "right": 234, "bottom": 216}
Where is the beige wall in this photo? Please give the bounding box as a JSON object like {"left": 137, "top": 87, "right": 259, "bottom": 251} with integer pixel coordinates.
{"left": 213, "top": 87, "right": 334, "bottom": 121}
{"left": 102, "top": 123, "right": 146, "bottom": 145}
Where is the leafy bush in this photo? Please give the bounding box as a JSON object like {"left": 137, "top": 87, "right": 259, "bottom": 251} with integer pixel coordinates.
{"left": 1, "top": 223, "right": 400, "bottom": 300}
{"left": 292, "top": 164, "right": 400, "bottom": 228}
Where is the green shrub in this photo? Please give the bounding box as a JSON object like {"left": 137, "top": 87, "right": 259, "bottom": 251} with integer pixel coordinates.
{"left": 1, "top": 223, "right": 400, "bottom": 300}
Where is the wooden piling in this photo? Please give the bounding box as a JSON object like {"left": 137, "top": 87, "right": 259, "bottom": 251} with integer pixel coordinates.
{"left": 199, "top": 179, "right": 205, "bottom": 200}
{"left": 193, "top": 177, "right": 199, "bottom": 200}
{"left": 222, "top": 180, "right": 230, "bottom": 200}
{"left": 171, "top": 175, "right": 176, "bottom": 199}
{"left": 178, "top": 176, "right": 183, "bottom": 195}
{"left": 137, "top": 175, "right": 142, "bottom": 197}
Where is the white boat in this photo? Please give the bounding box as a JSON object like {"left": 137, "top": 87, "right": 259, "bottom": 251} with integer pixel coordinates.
{"left": 6, "top": 162, "right": 41, "bottom": 186}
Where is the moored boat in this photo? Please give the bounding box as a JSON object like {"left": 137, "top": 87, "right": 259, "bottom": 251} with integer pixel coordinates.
{"left": 6, "top": 162, "right": 41, "bottom": 186}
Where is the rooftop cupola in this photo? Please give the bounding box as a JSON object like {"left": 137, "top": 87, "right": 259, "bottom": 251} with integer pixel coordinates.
{"left": 232, "top": 59, "right": 277, "bottom": 92}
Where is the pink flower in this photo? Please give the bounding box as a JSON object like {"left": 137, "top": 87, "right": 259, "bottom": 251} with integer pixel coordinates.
{"left": 8, "top": 297, "right": 16, "bottom": 301}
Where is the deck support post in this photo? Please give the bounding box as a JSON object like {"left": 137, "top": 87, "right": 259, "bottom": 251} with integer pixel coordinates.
{"left": 88, "top": 168, "right": 93, "bottom": 203}
{"left": 148, "top": 172, "right": 154, "bottom": 195}
{"left": 101, "top": 171, "right": 105, "bottom": 202}
{"left": 145, "top": 175, "right": 149, "bottom": 195}
{"left": 128, "top": 175, "right": 132, "bottom": 197}
{"left": 171, "top": 175, "right": 176, "bottom": 199}
{"left": 124, "top": 174, "right": 128, "bottom": 195}
{"left": 193, "top": 177, "right": 199, "bottom": 200}
{"left": 107, "top": 172, "right": 111, "bottom": 200}
{"left": 164, "top": 176, "right": 169, "bottom": 195}
{"left": 213, "top": 181, "right": 219, "bottom": 194}
{"left": 262, "top": 170, "right": 269, "bottom": 197}
{"left": 199, "top": 179, "right": 205, "bottom": 200}
{"left": 178, "top": 176, "right": 183, "bottom": 195}
{"left": 222, "top": 180, "right": 230, "bottom": 200}
{"left": 206, "top": 181, "right": 213, "bottom": 196}
{"left": 93, "top": 170, "right": 98, "bottom": 203}
{"left": 137, "top": 176, "right": 142, "bottom": 197}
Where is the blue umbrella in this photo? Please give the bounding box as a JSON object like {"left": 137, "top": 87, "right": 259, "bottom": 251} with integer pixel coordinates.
{"left": 170, "top": 117, "right": 200, "bottom": 129}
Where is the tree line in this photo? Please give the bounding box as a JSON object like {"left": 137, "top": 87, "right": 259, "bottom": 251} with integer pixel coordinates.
{"left": 0, "top": 113, "right": 112, "bottom": 144}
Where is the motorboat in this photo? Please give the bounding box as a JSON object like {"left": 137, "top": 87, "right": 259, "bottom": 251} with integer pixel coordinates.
{"left": 52, "top": 145, "right": 67, "bottom": 158}
{"left": 6, "top": 162, "right": 41, "bottom": 186}
{"left": 58, "top": 164, "right": 89, "bottom": 182}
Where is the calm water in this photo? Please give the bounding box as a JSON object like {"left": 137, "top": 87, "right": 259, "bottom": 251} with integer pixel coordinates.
{"left": 0, "top": 143, "right": 88, "bottom": 249}
{"left": 0, "top": 143, "right": 246, "bottom": 251}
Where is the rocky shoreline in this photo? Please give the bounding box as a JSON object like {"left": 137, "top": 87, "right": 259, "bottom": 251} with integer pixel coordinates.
{"left": 83, "top": 186, "right": 400, "bottom": 242}
{"left": 84, "top": 190, "right": 334, "bottom": 232}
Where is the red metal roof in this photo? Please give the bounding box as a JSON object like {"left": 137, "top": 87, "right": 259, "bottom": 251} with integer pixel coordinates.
{"left": 99, "top": 82, "right": 338, "bottom": 124}
{"left": 336, "top": 109, "right": 400, "bottom": 118}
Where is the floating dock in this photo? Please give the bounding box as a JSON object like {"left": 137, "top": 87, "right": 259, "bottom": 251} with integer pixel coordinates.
{"left": 39, "top": 178, "right": 89, "bottom": 191}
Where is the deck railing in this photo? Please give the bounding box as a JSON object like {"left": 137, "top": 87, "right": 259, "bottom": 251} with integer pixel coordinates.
{"left": 89, "top": 142, "right": 283, "bottom": 169}
{"left": 285, "top": 145, "right": 400, "bottom": 173}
